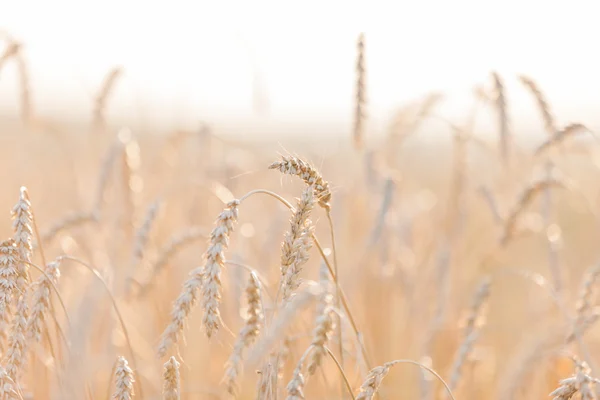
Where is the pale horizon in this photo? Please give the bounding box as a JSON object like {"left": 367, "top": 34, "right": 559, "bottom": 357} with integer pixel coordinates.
{"left": 2, "top": 0, "right": 600, "bottom": 139}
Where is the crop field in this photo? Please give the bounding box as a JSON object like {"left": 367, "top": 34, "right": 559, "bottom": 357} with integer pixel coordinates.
{"left": 1, "top": 32, "right": 600, "bottom": 400}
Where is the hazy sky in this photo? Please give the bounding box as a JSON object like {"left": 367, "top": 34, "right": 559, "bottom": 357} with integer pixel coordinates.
{"left": 1, "top": 0, "right": 599, "bottom": 135}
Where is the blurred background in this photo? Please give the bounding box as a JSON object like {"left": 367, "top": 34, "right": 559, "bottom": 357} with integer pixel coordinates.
{"left": 2, "top": 0, "right": 600, "bottom": 140}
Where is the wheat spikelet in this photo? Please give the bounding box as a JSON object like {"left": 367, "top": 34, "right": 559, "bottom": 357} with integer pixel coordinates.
{"left": 353, "top": 32, "right": 366, "bottom": 150}
{"left": 12, "top": 187, "right": 33, "bottom": 291}
{"left": 446, "top": 277, "right": 491, "bottom": 393}
{"left": 0, "top": 239, "right": 19, "bottom": 350}
{"left": 281, "top": 186, "right": 315, "bottom": 301}
{"left": 4, "top": 291, "right": 29, "bottom": 381}
{"left": 158, "top": 200, "right": 240, "bottom": 355}
{"left": 223, "top": 272, "right": 264, "bottom": 395}
{"left": 518, "top": 75, "right": 557, "bottom": 135}
{"left": 491, "top": 71, "right": 510, "bottom": 166}
{"left": 113, "top": 356, "right": 135, "bottom": 400}
{"left": 202, "top": 199, "right": 240, "bottom": 338}
{"left": 0, "top": 366, "right": 20, "bottom": 399}
{"left": 157, "top": 265, "right": 204, "bottom": 357}
{"left": 26, "top": 259, "right": 60, "bottom": 342}
{"left": 269, "top": 155, "right": 331, "bottom": 210}
{"left": 307, "top": 263, "right": 334, "bottom": 376}
{"left": 162, "top": 356, "right": 180, "bottom": 400}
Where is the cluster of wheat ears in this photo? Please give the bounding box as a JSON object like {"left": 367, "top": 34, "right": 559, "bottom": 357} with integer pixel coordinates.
{"left": 2, "top": 32, "right": 600, "bottom": 400}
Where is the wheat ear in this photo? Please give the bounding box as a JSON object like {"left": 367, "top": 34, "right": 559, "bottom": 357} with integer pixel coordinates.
{"left": 281, "top": 186, "right": 315, "bottom": 301}
{"left": 223, "top": 272, "right": 264, "bottom": 395}
{"left": 162, "top": 356, "right": 180, "bottom": 400}
{"left": 112, "top": 356, "right": 135, "bottom": 400}
{"left": 158, "top": 200, "right": 240, "bottom": 356}
{"left": 307, "top": 263, "right": 335, "bottom": 376}
{"left": 550, "top": 357, "right": 599, "bottom": 400}
{"left": 0, "top": 239, "right": 19, "bottom": 349}
{"left": 269, "top": 155, "right": 331, "bottom": 210}
{"left": 26, "top": 260, "right": 60, "bottom": 342}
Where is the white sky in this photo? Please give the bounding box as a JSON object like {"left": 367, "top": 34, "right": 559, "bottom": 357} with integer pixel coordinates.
{"left": 1, "top": 0, "right": 600, "bottom": 135}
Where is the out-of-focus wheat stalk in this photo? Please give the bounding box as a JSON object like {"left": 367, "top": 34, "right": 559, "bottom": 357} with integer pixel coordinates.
{"left": 491, "top": 71, "right": 509, "bottom": 167}
{"left": 353, "top": 33, "right": 366, "bottom": 150}
{"left": 93, "top": 66, "right": 123, "bottom": 130}
{"left": 446, "top": 277, "right": 491, "bottom": 394}
{"left": 500, "top": 179, "right": 564, "bottom": 246}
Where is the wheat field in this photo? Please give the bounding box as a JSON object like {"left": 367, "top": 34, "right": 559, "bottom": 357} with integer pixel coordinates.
{"left": 1, "top": 32, "right": 600, "bottom": 400}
